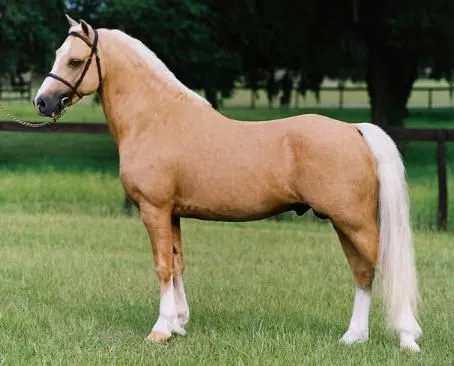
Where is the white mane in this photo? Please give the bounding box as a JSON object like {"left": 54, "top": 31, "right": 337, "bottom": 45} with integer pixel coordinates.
{"left": 110, "top": 29, "right": 210, "bottom": 105}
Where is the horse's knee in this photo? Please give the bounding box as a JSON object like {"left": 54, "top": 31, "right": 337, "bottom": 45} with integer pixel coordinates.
{"left": 344, "top": 248, "right": 375, "bottom": 288}
{"left": 155, "top": 263, "right": 173, "bottom": 283}
{"left": 352, "top": 265, "right": 375, "bottom": 289}
{"left": 173, "top": 252, "right": 184, "bottom": 276}
{"left": 171, "top": 217, "right": 184, "bottom": 276}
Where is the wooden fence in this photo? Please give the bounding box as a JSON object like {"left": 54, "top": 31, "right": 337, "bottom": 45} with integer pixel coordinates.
{"left": 236, "top": 85, "right": 454, "bottom": 109}
{"left": 0, "top": 120, "right": 451, "bottom": 230}
{"left": 307, "top": 85, "right": 454, "bottom": 110}
{"left": 0, "top": 82, "right": 33, "bottom": 102}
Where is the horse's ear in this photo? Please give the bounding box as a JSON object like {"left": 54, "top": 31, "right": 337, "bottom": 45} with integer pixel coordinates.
{"left": 80, "top": 19, "right": 95, "bottom": 41}
{"left": 65, "top": 14, "right": 78, "bottom": 28}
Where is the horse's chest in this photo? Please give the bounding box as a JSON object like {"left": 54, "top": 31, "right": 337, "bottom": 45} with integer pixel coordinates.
{"left": 119, "top": 155, "right": 172, "bottom": 205}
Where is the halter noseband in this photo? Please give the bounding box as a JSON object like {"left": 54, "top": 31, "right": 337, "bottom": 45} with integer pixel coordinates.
{"left": 47, "top": 30, "right": 102, "bottom": 101}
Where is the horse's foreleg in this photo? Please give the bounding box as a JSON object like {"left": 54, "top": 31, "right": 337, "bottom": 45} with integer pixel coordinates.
{"left": 335, "top": 225, "right": 377, "bottom": 345}
{"left": 141, "top": 204, "right": 186, "bottom": 343}
{"left": 172, "top": 216, "right": 190, "bottom": 327}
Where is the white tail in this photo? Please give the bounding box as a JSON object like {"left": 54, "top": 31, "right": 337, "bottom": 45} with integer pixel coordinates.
{"left": 356, "top": 123, "right": 422, "bottom": 339}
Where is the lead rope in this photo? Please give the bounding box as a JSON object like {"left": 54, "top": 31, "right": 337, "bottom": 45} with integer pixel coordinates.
{"left": 0, "top": 101, "right": 67, "bottom": 128}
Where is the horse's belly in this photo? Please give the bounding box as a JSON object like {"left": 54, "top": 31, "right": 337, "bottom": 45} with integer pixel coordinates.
{"left": 173, "top": 195, "right": 302, "bottom": 222}
{"left": 175, "top": 206, "right": 278, "bottom": 221}
{"left": 174, "top": 154, "right": 298, "bottom": 221}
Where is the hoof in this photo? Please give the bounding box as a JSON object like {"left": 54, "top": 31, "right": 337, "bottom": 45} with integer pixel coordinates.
{"left": 173, "top": 324, "right": 187, "bottom": 336}
{"left": 400, "top": 334, "right": 420, "bottom": 352}
{"left": 400, "top": 332, "right": 420, "bottom": 353}
{"left": 178, "top": 312, "right": 189, "bottom": 326}
{"left": 339, "top": 330, "right": 369, "bottom": 345}
{"left": 400, "top": 342, "right": 420, "bottom": 353}
{"left": 146, "top": 331, "right": 171, "bottom": 343}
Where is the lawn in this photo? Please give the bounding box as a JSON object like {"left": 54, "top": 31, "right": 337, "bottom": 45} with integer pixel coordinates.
{"left": 0, "top": 101, "right": 454, "bottom": 363}
{"left": 0, "top": 213, "right": 453, "bottom": 365}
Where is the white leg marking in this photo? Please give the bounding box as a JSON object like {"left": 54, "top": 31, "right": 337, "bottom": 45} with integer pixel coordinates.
{"left": 174, "top": 275, "right": 190, "bottom": 326}
{"left": 340, "top": 287, "right": 371, "bottom": 345}
{"left": 398, "top": 305, "right": 422, "bottom": 352}
{"left": 151, "top": 275, "right": 186, "bottom": 337}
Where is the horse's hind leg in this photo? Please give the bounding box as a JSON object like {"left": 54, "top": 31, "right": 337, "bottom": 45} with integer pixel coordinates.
{"left": 334, "top": 222, "right": 378, "bottom": 345}
{"left": 141, "top": 204, "right": 186, "bottom": 343}
{"left": 172, "top": 217, "right": 190, "bottom": 327}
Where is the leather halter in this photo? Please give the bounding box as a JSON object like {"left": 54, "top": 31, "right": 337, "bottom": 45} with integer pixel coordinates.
{"left": 47, "top": 30, "right": 102, "bottom": 100}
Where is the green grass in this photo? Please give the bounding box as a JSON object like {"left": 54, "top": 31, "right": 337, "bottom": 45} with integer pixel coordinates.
{"left": 1, "top": 213, "right": 453, "bottom": 364}
{"left": 0, "top": 102, "right": 453, "bottom": 363}
{"left": 0, "top": 99, "right": 106, "bottom": 123}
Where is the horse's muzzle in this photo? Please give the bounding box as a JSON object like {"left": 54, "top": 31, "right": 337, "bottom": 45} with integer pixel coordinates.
{"left": 33, "top": 93, "right": 69, "bottom": 117}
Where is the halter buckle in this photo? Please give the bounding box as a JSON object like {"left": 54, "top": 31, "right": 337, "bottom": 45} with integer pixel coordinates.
{"left": 61, "top": 97, "right": 71, "bottom": 107}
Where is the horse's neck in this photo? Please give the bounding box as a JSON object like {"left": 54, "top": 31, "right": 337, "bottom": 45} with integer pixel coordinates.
{"left": 98, "top": 30, "right": 209, "bottom": 144}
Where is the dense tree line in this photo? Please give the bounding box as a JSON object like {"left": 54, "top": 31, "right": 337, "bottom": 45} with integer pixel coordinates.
{"left": 0, "top": 1, "right": 66, "bottom": 79}
{"left": 1, "top": 0, "right": 454, "bottom": 126}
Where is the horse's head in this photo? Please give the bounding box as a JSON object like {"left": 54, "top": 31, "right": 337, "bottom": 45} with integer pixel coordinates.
{"left": 34, "top": 15, "right": 103, "bottom": 117}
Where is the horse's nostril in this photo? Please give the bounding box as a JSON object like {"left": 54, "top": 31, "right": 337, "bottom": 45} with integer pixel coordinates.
{"left": 36, "top": 96, "right": 46, "bottom": 113}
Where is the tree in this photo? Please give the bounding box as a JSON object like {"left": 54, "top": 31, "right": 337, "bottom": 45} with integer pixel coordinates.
{"left": 0, "top": 0, "right": 66, "bottom": 78}
{"left": 65, "top": 0, "right": 105, "bottom": 22}
{"left": 207, "top": 0, "right": 358, "bottom": 110}
{"left": 2, "top": 0, "right": 454, "bottom": 126}
{"left": 356, "top": 0, "right": 454, "bottom": 127}
{"left": 99, "top": 0, "right": 241, "bottom": 108}
{"left": 210, "top": 0, "right": 454, "bottom": 126}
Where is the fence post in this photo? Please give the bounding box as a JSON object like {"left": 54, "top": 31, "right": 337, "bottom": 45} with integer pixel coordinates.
{"left": 428, "top": 88, "right": 433, "bottom": 110}
{"left": 450, "top": 82, "right": 453, "bottom": 108}
{"left": 338, "top": 85, "right": 344, "bottom": 109}
{"left": 437, "top": 131, "right": 447, "bottom": 230}
{"left": 250, "top": 90, "right": 256, "bottom": 109}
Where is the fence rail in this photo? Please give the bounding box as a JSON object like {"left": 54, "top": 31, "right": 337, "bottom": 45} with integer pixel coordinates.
{"left": 235, "top": 85, "right": 454, "bottom": 109}
{"left": 320, "top": 86, "right": 454, "bottom": 110}
{"left": 0, "top": 120, "right": 451, "bottom": 229}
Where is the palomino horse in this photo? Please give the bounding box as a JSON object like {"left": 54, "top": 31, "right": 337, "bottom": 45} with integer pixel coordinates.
{"left": 34, "top": 15, "right": 422, "bottom": 351}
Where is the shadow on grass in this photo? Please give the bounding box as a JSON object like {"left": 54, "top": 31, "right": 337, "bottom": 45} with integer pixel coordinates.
{"left": 408, "top": 108, "right": 454, "bottom": 123}
{"left": 0, "top": 131, "right": 118, "bottom": 174}
{"left": 0, "top": 157, "right": 119, "bottom": 175}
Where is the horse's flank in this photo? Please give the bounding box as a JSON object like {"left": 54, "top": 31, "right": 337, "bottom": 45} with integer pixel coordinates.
{"left": 98, "top": 29, "right": 375, "bottom": 223}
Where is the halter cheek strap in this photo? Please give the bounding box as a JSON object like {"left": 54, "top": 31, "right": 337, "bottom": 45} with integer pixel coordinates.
{"left": 47, "top": 29, "right": 102, "bottom": 100}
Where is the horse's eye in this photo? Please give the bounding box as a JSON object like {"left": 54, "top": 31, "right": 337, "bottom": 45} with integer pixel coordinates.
{"left": 68, "top": 59, "right": 83, "bottom": 67}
